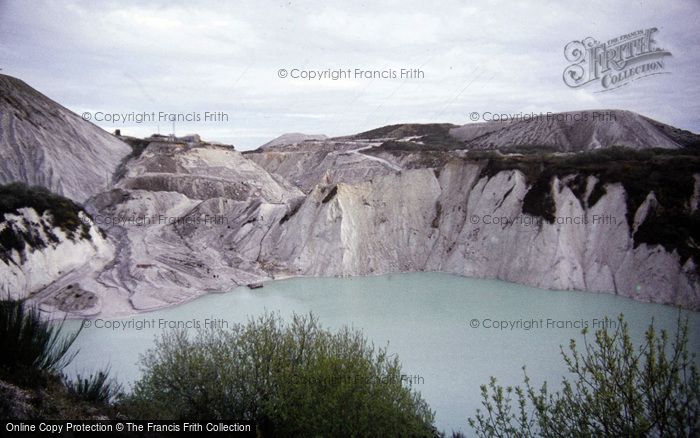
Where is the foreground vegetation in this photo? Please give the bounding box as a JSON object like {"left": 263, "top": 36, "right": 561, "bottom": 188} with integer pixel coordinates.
{"left": 469, "top": 314, "right": 699, "bottom": 437}
{"left": 0, "top": 299, "right": 120, "bottom": 419}
{"left": 0, "top": 301, "right": 436, "bottom": 435}
{"left": 0, "top": 299, "right": 80, "bottom": 384}
{"left": 2, "top": 296, "right": 697, "bottom": 437}
{"left": 122, "top": 312, "right": 436, "bottom": 436}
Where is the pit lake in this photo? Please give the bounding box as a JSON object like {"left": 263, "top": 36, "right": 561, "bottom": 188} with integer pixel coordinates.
{"left": 61, "top": 272, "right": 700, "bottom": 433}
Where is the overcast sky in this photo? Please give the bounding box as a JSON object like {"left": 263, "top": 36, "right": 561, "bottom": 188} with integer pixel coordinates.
{"left": 1, "top": 0, "right": 698, "bottom": 149}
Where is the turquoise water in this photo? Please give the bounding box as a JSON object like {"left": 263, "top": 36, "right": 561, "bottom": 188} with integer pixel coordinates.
{"left": 61, "top": 273, "right": 700, "bottom": 433}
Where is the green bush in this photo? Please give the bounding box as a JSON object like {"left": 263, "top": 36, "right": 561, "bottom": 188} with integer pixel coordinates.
{"left": 123, "top": 312, "right": 436, "bottom": 436}
{"left": 469, "top": 314, "right": 699, "bottom": 437}
{"left": 0, "top": 299, "right": 82, "bottom": 386}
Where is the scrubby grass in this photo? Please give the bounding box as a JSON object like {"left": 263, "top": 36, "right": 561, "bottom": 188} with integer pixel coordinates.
{"left": 0, "top": 299, "right": 81, "bottom": 386}
{"left": 0, "top": 298, "right": 122, "bottom": 419}
{"left": 64, "top": 368, "right": 123, "bottom": 405}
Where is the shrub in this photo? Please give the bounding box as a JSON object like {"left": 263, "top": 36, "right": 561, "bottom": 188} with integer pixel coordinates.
{"left": 0, "top": 299, "right": 82, "bottom": 386}
{"left": 469, "top": 314, "right": 699, "bottom": 437}
{"left": 123, "top": 312, "right": 436, "bottom": 436}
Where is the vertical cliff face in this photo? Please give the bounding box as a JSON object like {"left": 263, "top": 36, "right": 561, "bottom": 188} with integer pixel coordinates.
{"left": 0, "top": 210, "right": 112, "bottom": 304}
{"left": 0, "top": 185, "right": 113, "bottom": 313}
{"left": 0, "top": 75, "right": 131, "bottom": 202}
{"left": 259, "top": 161, "right": 699, "bottom": 309}
{"left": 1, "top": 73, "right": 698, "bottom": 315}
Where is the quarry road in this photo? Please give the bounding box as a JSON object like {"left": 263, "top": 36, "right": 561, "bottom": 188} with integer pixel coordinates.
{"left": 349, "top": 143, "right": 403, "bottom": 172}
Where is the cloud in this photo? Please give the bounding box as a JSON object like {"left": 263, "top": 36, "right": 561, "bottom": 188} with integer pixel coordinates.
{"left": 1, "top": 0, "right": 698, "bottom": 149}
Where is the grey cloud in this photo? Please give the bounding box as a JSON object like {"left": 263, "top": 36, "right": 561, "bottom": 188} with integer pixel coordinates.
{"left": 0, "top": 0, "right": 698, "bottom": 149}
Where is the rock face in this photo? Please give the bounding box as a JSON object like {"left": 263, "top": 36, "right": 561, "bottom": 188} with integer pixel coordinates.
{"left": 0, "top": 74, "right": 698, "bottom": 316}
{"left": 244, "top": 140, "right": 397, "bottom": 193}
{"left": 258, "top": 165, "right": 699, "bottom": 309}
{"left": 0, "top": 74, "right": 131, "bottom": 202}
{"left": 73, "top": 138, "right": 303, "bottom": 313}
{"left": 244, "top": 124, "right": 700, "bottom": 310}
{"left": 119, "top": 140, "right": 301, "bottom": 202}
{"left": 0, "top": 205, "right": 113, "bottom": 315}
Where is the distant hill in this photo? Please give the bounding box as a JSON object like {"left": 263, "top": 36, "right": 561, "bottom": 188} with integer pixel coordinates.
{"left": 449, "top": 110, "right": 697, "bottom": 152}
{"left": 260, "top": 133, "right": 328, "bottom": 150}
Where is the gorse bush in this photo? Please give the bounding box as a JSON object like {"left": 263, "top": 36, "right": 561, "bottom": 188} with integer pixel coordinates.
{"left": 469, "top": 314, "right": 699, "bottom": 437}
{"left": 64, "top": 368, "right": 123, "bottom": 404}
{"left": 0, "top": 299, "right": 82, "bottom": 385}
{"left": 123, "top": 312, "right": 436, "bottom": 437}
